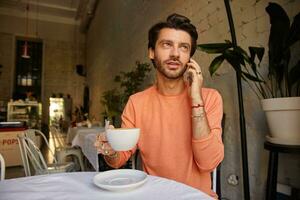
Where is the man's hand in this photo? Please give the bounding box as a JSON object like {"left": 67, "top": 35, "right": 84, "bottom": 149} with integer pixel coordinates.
{"left": 94, "top": 125, "right": 116, "bottom": 156}
{"left": 186, "top": 58, "right": 204, "bottom": 103}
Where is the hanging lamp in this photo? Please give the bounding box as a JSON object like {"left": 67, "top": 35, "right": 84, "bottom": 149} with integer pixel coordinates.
{"left": 21, "top": 41, "right": 30, "bottom": 59}
{"left": 22, "top": 3, "right": 30, "bottom": 59}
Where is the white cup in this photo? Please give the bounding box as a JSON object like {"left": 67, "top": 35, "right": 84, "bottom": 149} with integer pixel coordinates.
{"left": 106, "top": 128, "right": 140, "bottom": 151}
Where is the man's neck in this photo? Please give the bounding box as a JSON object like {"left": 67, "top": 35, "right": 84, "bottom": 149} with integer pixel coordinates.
{"left": 156, "top": 74, "right": 186, "bottom": 96}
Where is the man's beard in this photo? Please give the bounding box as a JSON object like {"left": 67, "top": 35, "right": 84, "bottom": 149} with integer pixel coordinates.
{"left": 153, "top": 58, "right": 187, "bottom": 80}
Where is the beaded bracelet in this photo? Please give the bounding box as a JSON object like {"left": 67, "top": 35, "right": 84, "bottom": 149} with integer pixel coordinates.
{"left": 191, "top": 112, "right": 205, "bottom": 118}
{"left": 106, "top": 151, "right": 118, "bottom": 158}
{"left": 191, "top": 103, "right": 204, "bottom": 109}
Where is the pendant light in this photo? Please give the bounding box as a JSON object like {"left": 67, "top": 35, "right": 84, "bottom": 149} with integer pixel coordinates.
{"left": 22, "top": 3, "right": 30, "bottom": 59}
{"left": 21, "top": 41, "right": 30, "bottom": 59}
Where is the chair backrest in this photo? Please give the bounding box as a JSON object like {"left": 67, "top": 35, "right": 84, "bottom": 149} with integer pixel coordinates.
{"left": 25, "top": 129, "right": 44, "bottom": 148}
{"left": 212, "top": 168, "right": 217, "bottom": 192}
{"left": 17, "top": 135, "right": 54, "bottom": 175}
{"left": 0, "top": 153, "right": 5, "bottom": 180}
{"left": 212, "top": 114, "right": 226, "bottom": 195}
{"left": 17, "top": 133, "right": 31, "bottom": 176}
{"left": 24, "top": 129, "right": 57, "bottom": 163}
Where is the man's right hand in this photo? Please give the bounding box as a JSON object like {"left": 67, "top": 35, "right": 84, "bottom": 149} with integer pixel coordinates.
{"left": 94, "top": 125, "right": 116, "bottom": 156}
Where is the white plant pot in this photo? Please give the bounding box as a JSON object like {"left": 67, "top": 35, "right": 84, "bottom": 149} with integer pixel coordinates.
{"left": 261, "top": 97, "right": 300, "bottom": 145}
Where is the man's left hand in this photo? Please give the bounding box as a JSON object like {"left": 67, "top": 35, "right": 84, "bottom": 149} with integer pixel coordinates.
{"left": 186, "top": 58, "right": 204, "bottom": 103}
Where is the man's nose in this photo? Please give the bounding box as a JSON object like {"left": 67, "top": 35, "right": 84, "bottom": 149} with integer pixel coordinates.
{"left": 170, "top": 47, "right": 180, "bottom": 58}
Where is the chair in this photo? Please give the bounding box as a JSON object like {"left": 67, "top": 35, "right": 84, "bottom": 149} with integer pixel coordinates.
{"left": 17, "top": 135, "right": 75, "bottom": 175}
{"left": 18, "top": 132, "right": 31, "bottom": 176}
{"left": 0, "top": 153, "right": 5, "bottom": 180}
{"left": 212, "top": 168, "right": 217, "bottom": 193}
{"left": 24, "top": 129, "right": 54, "bottom": 158}
{"left": 212, "top": 114, "right": 226, "bottom": 197}
{"left": 132, "top": 149, "right": 141, "bottom": 170}
{"left": 22, "top": 129, "right": 58, "bottom": 176}
{"left": 49, "top": 126, "right": 85, "bottom": 171}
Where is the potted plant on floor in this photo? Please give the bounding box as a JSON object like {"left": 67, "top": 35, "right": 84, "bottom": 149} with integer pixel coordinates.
{"left": 198, "top": 2, "right": 300, "bottom": 145}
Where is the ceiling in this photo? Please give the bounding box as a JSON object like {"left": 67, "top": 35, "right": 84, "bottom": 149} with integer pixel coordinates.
{"left": 0, "top": 0, "right": 93, "bottom": 25}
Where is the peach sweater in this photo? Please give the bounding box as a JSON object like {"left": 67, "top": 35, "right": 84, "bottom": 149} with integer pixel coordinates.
{"left": 110, "top": 85, "right": 224, "bottom": 197}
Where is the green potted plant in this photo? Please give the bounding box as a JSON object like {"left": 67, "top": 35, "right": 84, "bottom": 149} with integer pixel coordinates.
{"left": 100, "top": 89, "right": 122, "bottom": 125}
{"left": 198, "top": 2, "right": 300, "bottom": 145}
{"left": 260, "top": 3, "right": 300, "bottom": 145}
{"left": 101, "top": 61, "right": 151, "bottom": 127}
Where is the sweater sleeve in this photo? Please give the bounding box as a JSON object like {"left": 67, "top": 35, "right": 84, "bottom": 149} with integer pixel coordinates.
{"left": 192, "top": 90, "right": 224, "bottom": 172}
{"left": 104, "top": 98, "right": 137, "bottom": 168}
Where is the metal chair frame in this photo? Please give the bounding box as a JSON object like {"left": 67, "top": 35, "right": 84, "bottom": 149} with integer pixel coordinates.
{"left": 17, "top": 135, "right": 75, "bottom": 175}
{"left": 0, "top": 153, "right": 5, "bottom": 180}
{"left": 49, "top": 126, "right": 85, "bottom": 171}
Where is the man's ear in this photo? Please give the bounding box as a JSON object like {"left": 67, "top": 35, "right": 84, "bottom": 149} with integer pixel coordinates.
{"left": 148, "top": 48, "right": 154, "bottom": 59}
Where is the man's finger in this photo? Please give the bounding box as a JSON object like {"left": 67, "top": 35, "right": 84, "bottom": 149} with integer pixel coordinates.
{"left": 188, "top": 59, "right": 202, "bottom": 72}
{"left": 108, "top": 125, "right": 115, "bottom": 129}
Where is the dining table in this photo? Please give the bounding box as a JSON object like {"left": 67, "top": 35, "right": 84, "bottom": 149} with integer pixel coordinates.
{"left": 0, "top": 171, "right": 214, "bottom": 200}
{"left": 67, "top": 126, "right": 104, "bottom": 171}
{"left": 66, "top": 126, "right": 104, "bottom": 144}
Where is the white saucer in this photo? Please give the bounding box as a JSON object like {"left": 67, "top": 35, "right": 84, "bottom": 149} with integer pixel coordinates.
{"left": 93, "top": 169, "right": 148, "bottom": 192}
{"left": 266, "top": 135, "right": 300, "bottom": 145}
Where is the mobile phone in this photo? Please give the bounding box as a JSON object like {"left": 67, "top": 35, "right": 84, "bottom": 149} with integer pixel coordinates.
{"left": 184, "top": 59, "right": 193, "bottom": 85}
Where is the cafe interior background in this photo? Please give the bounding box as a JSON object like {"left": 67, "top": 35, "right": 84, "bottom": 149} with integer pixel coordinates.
{"left": 0, "top": 0, "right": 299, "bottom": 199}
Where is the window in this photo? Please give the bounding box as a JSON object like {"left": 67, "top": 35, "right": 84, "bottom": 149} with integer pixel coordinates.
{"left": 14, "top": 39, "right": 43, "bottom": 101}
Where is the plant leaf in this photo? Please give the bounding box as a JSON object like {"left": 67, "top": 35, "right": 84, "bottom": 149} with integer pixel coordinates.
{"left": 209, "top": 55, "right": 225, "bottom": 76}
{"left": 266, "top": 2, "right": 290, "bottom": 89}
{"left": 287, "top": 12, "right": 300, "bottom": 47}
{"left": 197, "top": 43, "right": 232, "bottom": 53}
{"left": 288, "top": 60, "right": 300, "bottom": 87}
{"left": 114, "top": 75, "right": 121, "bottom": 82}
{"left": 249, "top": 47, "right": 265, "bottom": 63}
{"left": 225, "top": 48, "right": 246, "bottom": 67}
{"left": 236, "top": 46, "right": 251, "bottom": 63}
{"left": 223, "top": 49, "right": 242, "bottom": 73}
{"left": 241, "top": 71, "right": 264, "bottom": 82}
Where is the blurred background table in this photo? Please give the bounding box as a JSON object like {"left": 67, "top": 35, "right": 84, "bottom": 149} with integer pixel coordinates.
{"left": 69, "top": 126, "right": 104, "bottom": 171}
{"left": 66, "top": 126, "right": 104, "bottom": 144}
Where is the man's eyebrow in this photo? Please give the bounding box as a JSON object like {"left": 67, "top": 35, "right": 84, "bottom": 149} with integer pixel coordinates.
{"left": 158, "top": 40, "right": 190, "bottom": 47}
{"left": 158, "top": 39, "right": 173, "bottom": 44}
{"left": 180, "top": 42, "right": 191, "bottom": 47}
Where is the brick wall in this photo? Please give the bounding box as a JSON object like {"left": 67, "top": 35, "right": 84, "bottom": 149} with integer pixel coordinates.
{"left": 0, "top": 33, "right": 14, "bottom": 102}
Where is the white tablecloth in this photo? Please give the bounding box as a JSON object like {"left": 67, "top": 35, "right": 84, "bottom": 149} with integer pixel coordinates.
{"left": 0, "top": 172, "right": 213, "bottom": 200}
{"left": 80, "top": 133, "right": 98, "bottom": 171}
{"left": 70, "top": 127, "right": 105, "bottom": 171}
{"left": 67, "top": 127, "right": 104, "bottom": 144}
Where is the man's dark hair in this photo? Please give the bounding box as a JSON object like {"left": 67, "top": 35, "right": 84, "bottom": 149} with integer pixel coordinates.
{"left": 148, "top": 13, "right": 198, "bottom": 56}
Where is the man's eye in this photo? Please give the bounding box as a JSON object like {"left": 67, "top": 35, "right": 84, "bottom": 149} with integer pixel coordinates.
{"left": 162, "top": 42, "right": 171, "bottom": 48}
{"left": 181, "top": 45, "right": 189, "bottom": 51}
